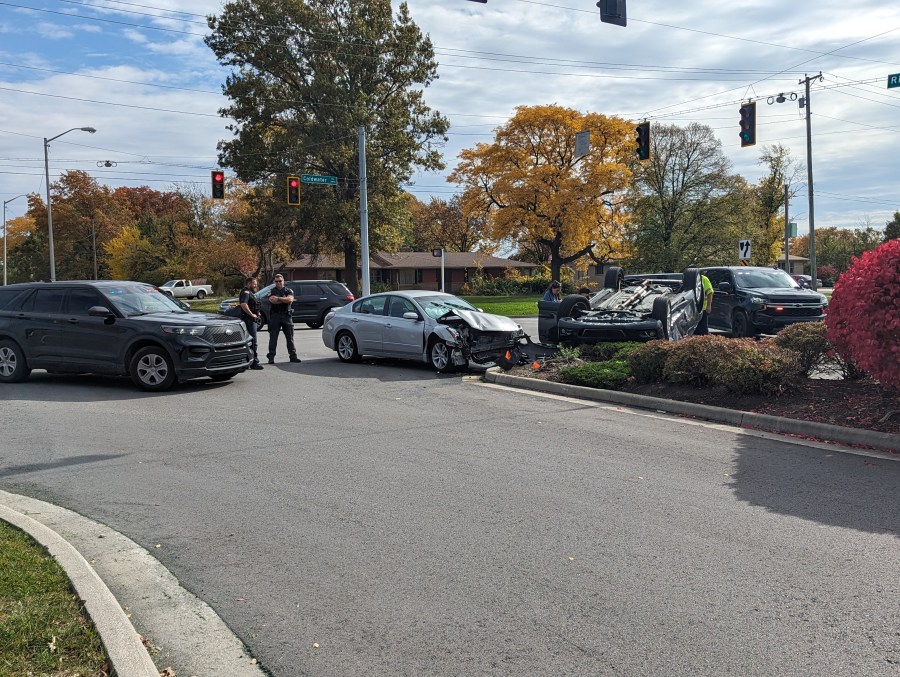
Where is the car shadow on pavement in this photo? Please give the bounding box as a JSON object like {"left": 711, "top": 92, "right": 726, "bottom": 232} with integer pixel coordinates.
{"left": 0, "top": 453, "right": 125, "bottom": 480}
{"left": 3, "top": 371, "right": 234, "bottom": 403}
{"left": 730, "top": 433, "right": 900, "bottom": 536}
{"left": 269, "top": 356, "right": 482, "bottom": 383}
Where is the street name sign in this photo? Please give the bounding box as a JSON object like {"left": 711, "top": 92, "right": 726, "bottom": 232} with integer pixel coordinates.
{"left": 889, "top": 73, "right": 900, "bottom": 89}
{"left": 301, "top": 174, "right": 337, "bottom": 185}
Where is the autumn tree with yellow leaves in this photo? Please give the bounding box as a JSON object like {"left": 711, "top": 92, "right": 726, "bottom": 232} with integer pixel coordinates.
{"left": 450, "top": 104, "right": 634, "bottom": 281}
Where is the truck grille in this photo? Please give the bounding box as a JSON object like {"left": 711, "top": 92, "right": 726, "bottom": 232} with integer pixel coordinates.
{"left": 203, "top": 323, "right": 247, "bottom": 345}
{"left": 762, "top": 306, "right": 823, "bottom": 318}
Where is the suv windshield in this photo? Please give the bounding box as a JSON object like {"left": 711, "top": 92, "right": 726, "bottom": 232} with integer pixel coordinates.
{"left": 104, "top": 284, "right": 187, "bottom": 315}
{"left": 733, "top": 269, "right": 799, "bottom": 289}
{"left": 417, "top": 295, "right": 478, "bottom": 319}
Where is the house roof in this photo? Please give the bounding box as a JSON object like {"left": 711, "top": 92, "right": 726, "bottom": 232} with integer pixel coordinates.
{"left": 285, "top": 251, "right": 534, "bottom": 270}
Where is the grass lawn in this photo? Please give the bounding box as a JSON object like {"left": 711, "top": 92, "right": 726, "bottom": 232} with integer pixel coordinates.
{"left": 186, "top": 295, "right": 541, "bottom": 317}
{"left": 460, "top": 295, "right": 541, "bottom": 316}
{"left": 0, "top": 521, "right": 110, "bottom": 675}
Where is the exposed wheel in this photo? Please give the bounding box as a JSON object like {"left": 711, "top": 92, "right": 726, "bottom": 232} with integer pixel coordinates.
{"left": 130, "top": 346, "right": 177, "bottom": 391}
{"left": 428, "top": 337, "right": 455, "bottom": 373}
{"left": 651, "top": 297, "right": 671, "bottom": 340}
{"left": 603, "top": 266, "right": 624, "bottom": 290}
{"left": 682, "top": 268, "right": 702, "bottom": 307}
{"left": 0, "top": 339, "right": 30, "bottom": 383}
{"left": 558, "top": 294, "right": 591, "bottom": 320}
{"left": 731, "top": 310, "right": 755, "bottom": 338}
{"left": 209, "top": 370, "right": 239, "bottom": 382}
{"left": 196, "top": 290, "right": 207, "bottom": 300}
{"left": 336, "top": 331, "right": 361, "bottom": 363}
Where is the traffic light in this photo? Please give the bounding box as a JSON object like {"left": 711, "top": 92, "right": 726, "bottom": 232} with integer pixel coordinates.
{"left": 211, "top": 170, "right": 225, "bottom": 199}
{"left": 635, "top": 121, "right": 650, "bottom": 161}
{"left": 287, "top": 176, "right": 300, "bottom": 206}
{"left": 739, "top": 101, "right": 757, "bottom": 148}
{"left": 597, "top": 0, "right": 626, "bottom": 27}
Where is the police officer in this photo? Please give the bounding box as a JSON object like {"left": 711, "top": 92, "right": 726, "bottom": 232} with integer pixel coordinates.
{"left": 266, "top": 274, "right": 301, "bottom": 364}
{"left": 239, "top": 277, "right": 264, "bottom": 370}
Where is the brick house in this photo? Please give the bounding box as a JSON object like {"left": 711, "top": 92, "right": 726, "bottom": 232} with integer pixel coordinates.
{"left": 282, "top": 252, "right": 535, "bottom": 293}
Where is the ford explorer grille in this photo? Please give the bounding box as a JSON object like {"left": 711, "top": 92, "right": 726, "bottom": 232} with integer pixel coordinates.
{"left": 203, "top": 323, "right": 246, "bottom": 345}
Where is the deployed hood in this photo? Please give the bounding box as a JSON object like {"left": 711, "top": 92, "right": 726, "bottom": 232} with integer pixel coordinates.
{"left": 446, "top": 308, "right": 521, "bottom": 332}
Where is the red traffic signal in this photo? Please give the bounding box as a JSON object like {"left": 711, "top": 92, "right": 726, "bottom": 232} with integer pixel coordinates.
{"left": 211, "top": 170, "right": 225, "bottom": 199}
{"left": 739, "top": 101, "right": 757, "bottom": 147}
{"left": 635, "top": 121, "right": 650, "bottom": 161}
{"left": 287, "top": 176, "right": 300, "bottom": 205}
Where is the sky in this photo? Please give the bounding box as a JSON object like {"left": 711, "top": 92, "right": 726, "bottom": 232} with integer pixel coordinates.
{"left": 1, "top": 0, "right": 899, "bottom": 242}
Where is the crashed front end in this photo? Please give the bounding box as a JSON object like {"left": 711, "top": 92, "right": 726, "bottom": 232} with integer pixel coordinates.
{"left": 432, "top": 308, "right": 550, "bottom": 369}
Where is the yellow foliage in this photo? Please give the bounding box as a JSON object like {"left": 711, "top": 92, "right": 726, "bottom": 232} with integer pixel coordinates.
{"left": 450, "top": 104, "right": 634, "bottom": 267}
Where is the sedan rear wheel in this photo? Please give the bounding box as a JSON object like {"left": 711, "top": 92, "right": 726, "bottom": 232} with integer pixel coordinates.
{"left": 429, "top": 337, "right": 455, "bottom": 373}
{"left": 336, "top": 332, "right": 361, "bottom": 363}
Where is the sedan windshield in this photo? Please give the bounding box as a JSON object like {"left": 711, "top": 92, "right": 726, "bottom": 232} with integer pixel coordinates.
{"left": 733, "top": 269, "right": 799, "bottom": 289}
{"left": 104, "top": 285, "right": 188, "bottom": 315}
{"left": 416, "top": 295, "right": 478, "bottom": 319}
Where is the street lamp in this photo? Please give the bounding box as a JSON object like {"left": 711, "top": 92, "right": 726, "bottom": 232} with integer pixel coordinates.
{"left": 3, "top": 194, "right": 26, "bottom": 286}
{"left": 44, "top": 126, "right": 96, "bottom": 281}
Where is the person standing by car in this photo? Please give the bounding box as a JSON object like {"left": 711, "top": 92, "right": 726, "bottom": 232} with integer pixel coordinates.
{"left": 542, "top": 281, "right": 563, "bottom": 302}
{"left": 695, "top": 273, "right": 714, "bottom": 335}
{"left": 239, "top": 277, "right": 264, "bottom": 370}
{"left": 267, "top": 274, "right": 301, "bottom": 364}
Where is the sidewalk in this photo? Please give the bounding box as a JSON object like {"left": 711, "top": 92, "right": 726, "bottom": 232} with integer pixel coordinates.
{"left": 0, "top": 490, "right": 266, "bottom": 677}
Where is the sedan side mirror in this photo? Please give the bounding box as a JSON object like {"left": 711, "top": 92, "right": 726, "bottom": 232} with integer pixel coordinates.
{"left": 402, "top": 312, "right": 421, "bottom": 321}
{"left": 718, "top": 282, "right": 733, "bottom": 293}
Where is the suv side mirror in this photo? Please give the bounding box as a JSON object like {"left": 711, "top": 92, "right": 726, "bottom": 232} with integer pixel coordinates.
{"left": 88, "top": 306, "right": 114, "bottom": 317}
{"left": 718, "top": 282, "right": 733, "bottom": 293}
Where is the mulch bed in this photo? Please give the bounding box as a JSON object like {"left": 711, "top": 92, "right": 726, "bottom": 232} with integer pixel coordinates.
{"left": 505, "top": 365, "right": 900, "bottom": 435}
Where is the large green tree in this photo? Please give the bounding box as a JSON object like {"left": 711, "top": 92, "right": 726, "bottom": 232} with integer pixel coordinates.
{"left": 884, "top": 210, "right": 900, "bottom": 242}
{"left": 749, "top": 144, "right": 803, "bottom": 265}
{"left": 627, "top": 123, "right": 749, "bottom": 272}
{"left": 206, "top": 0, "right": 448, "bottom": 293}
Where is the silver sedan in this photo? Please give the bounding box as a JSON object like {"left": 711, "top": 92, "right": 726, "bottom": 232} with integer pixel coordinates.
{"left": 322, "top": 291, "right": 526, "bottom": 372}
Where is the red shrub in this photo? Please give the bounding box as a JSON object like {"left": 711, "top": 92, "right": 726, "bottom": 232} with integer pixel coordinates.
{"left": 826, "top": 239, "right": 900, "bottom": 390}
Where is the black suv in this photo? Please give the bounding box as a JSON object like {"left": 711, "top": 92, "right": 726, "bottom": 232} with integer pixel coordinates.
{"left": 700, "top": 266, "right": 828, "bottom": 337}
{"left": 219, "top": 279, "right": 354, "bottom": 329}
{"left": 0, "top": 281, "right": 253, "bottom": 391}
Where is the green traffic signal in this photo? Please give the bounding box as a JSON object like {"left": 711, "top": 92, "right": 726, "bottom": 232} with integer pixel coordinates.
{"left": 739, "top": 101, "right": 757, "bottom": 148}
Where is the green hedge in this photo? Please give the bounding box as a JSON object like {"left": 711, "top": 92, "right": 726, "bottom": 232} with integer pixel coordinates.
{"left": 559, "top": 359, "right": 631, "bottom": 390}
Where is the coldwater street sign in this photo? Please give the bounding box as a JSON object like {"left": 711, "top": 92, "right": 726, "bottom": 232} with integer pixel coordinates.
{"left": 301, "top": 174, "right": 337, "bottom": 185}
{"left": 889, "top": 73, "right": 900, "bottom": 89}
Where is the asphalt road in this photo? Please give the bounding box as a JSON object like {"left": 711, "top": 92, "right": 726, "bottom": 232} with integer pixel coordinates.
{"left": 1, "top": 323, "right": 898, "bottom": 676}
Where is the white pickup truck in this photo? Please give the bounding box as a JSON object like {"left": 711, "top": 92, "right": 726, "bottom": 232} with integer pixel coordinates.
{"left": 160, "top": 279, "right": 213, "bottom": 299}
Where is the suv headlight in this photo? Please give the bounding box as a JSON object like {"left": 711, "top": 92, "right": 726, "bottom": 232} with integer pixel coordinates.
{"left": 748, "top": 295, "right": 766, "bottom": 305}
{"left": 162, "top": 325, "right": 206, "bottom": 336}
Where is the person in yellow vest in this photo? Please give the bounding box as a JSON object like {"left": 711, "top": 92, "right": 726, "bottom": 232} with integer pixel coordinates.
{"left": 695, "top": 274, "right": 714, "bottom": 335}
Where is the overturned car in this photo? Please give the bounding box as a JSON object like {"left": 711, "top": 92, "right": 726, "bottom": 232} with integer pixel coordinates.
{"left": 538, "top": 268, "right": 704, "bottom": 345}
{"left": 322, "top": 290, "right": 542, "bottom": 372}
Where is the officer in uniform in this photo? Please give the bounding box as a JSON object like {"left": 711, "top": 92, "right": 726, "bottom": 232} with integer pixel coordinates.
{"left": 266, "top": 274, "right": 301, "bottom": 364}
{"left": 239, "top": 277, "right": 264, "bottom": 370}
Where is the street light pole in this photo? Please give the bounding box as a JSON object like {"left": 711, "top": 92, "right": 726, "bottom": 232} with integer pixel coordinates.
{"left": 44, "top": 126, "right": 96, "bottom": 281}
{"left": 3, "top": 194, "right": 27, "bottom": 286}
{"left": 799, "top": 73, "right": 821, "bottom": 291}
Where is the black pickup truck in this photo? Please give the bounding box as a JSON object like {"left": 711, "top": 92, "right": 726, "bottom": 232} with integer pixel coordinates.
{"left": 700, "top": 266, "right": 828, "bottom": 337}
{"left": 0, "top": 281, "right": 252, "bottom": 391}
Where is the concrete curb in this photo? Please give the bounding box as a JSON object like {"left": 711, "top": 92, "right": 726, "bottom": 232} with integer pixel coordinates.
{"left": 484, "top": 369, "right": 900, "bottom": 453}
{"left": 0, "top": 503, "right": 159, "bottom": 677}
{"left": 0, "top": 490, "right": 267, "bottom": 677}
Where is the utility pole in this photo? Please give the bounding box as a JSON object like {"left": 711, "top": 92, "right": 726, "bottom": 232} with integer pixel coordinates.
{"left": 358, "top": 126, "right": 370, "bottom": 298}
{"left": 800, "top": 73, "right": 822, "bottom": 291}
{"left": 91, "top": 219, "right": 98, "bottom": 280}
{"left": 783, "top": 184, "right": 790, "bottom": 273}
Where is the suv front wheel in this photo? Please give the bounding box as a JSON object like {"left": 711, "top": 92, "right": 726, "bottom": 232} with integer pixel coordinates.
{"left": 731, "top": 310, "right": 756, "bottom": 338}
{"left": 130, "top": 346, "right": 177, "bottom": 391}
